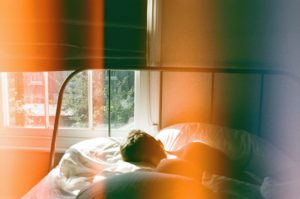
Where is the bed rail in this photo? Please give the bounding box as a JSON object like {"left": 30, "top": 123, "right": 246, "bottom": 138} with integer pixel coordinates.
{"left": 49, "top": 67, "right": 300, "bottom": 170}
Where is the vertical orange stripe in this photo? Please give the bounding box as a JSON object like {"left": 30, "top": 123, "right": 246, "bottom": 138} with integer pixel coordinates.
{"left": 87, "top": 0, "right": 104, "bottom": 69}
{"left": 0, "top": 0, "right": 62, "bottom": 71}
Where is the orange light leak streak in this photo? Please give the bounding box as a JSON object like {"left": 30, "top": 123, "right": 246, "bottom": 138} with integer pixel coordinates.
{"left": 161, "top": 0, "right": 223, "bottom": 129}
{"left": 86, "top": 0, "right": 105, "bottom": 126}
{"left": 0, "top": 0, "right": 62, "bottom": 71}
{"left": 161, "top": 0, "right": 222, "bottom": 122}
{"left": 87, "top": 0, "right": 104, "bottom": 70}
{"left": 0, "top": 1, "right": 61, "bottom": 197}
{"left": 160, "top": 2, "right": 233, "bottom": 197}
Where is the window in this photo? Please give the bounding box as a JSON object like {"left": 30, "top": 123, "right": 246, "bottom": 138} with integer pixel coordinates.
{"left": 0, "top": 0, "right": 161, "bottom": 150}
{"left": 1, "top": 70, "right": 135, "bottom": 129}
{"left": 0, "top": 70, "right": 141, "bottom": 149}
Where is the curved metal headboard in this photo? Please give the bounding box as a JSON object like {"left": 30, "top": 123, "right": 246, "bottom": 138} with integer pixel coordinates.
{"left": 48, "top": 66, "right": 300, "bottom": 170}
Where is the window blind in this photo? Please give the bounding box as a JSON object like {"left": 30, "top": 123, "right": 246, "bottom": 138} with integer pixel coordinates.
{"left": 0, "top": 0, "right": 147, "bottom": 72}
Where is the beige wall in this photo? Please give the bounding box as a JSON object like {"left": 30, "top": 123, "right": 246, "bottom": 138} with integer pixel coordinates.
{"left": 161, "top": 72, "right": 212, "bottom": 127}
{"left": 159, "top": 0, "right": 300, "bottom": 71}
{"left": 160, "top": 0, "right": 220, "bottom": 67}
{"left": 158, "top": 0, "right": 300, "bottom": 143}
{"left": 211, "top": 74, "right": 261, "bottom": 132}
{"left": 160, "top": 71, "right": 300, "bottom": 160}
{"left": 160, "top": 72, "right": 262, "bottom": 133}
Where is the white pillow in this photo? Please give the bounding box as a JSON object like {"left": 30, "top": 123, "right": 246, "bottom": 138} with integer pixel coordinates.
{"left": 156, "top": 122, "right": 295, "bottom": 177}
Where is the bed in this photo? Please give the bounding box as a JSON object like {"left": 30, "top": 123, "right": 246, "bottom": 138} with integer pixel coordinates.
{"left": 22, "top": 68, "right": 300, "bottom": 199}
{"left": 22, "top": 123, "right": 300, "bottom": 199}
{"left": 2, "top": 0, "right": 300, "bottom": 198}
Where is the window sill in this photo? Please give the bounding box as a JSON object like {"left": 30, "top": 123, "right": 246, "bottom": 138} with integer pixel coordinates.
{"left": 0, "top": 127, "right": 128, "bottom": 152}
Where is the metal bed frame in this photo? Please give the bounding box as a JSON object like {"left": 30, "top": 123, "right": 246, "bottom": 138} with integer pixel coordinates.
{"left": 48, "top": 67, "right": 300, "bottom": 170}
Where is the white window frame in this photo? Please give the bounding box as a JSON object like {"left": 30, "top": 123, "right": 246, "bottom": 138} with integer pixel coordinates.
{"left": 1, "top": 72, "right": 9, "bottom": 127}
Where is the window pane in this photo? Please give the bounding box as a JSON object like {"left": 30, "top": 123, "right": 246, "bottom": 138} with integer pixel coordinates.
{"left": 93, "top": 70, "right": 135, "bottom": 130}
{"left": 110, "top": 70, "right": 135, "bottom": 129}
{"left": 3, "top": 70, "right": 135, "bottom": 131}
{"left": 92, "top": 70, "right": 106, "bottom": 128}
{"left": 48, "top": 71, "right": 72, "bottom": 127}
{"left": 7, "top": 72, "right": 46, "bottom": 127}
{"left": 60, "top": 71, "right": 89, "bottom": 128}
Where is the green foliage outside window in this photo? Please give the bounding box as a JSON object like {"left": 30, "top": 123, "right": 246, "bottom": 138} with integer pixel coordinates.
{"left": 107, "top": 70, "right": 134, "bottom": 127}
{"left": 62, "top": 71, "right": 89, "bottom": 127}
{"left": 62, "top": 70, "right": 134, "bottom": 128}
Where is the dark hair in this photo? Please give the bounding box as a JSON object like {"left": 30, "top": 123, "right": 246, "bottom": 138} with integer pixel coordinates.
{"left": 120, "top": 129, "right": 166, "bottom": 166}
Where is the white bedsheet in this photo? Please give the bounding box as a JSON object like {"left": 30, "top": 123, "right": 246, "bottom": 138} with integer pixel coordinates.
{"left": 22, "top": 135, "right": 299, "bottom": 199}
{"left": 22, "top": 137, "right": 141, "bottom": 199}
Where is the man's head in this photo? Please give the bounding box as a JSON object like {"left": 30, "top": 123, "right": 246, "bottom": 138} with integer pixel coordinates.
{"left": 120, "top": 129, "right": 167, "bottom": 167}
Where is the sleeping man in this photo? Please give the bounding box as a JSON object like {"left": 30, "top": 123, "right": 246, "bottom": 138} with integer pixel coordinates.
{"left": 77, "top": 129, "right": 220, "bottom": 199}
{"left": 120, "top": 129, "right": 258, "bottom": 184}
{"left": 76, "top": 129, "right": 260, "bottom": 199}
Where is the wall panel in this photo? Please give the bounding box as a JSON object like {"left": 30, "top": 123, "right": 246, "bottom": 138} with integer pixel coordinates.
{"left": 212, "top": 74, "right": 261, "bottom": 133}
{"left": 161, "top": 72, "right": 212, "bottom": 128}
{"left": 261, "top": 75, "right": 300, "bottom": 160}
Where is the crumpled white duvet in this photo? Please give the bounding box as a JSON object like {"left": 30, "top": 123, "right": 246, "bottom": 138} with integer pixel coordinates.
{"left": 22, "top": 137, "right": 141, "bottom": 199}
{"left": 22, "top": 135, "right": 300, "bottom": 199}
